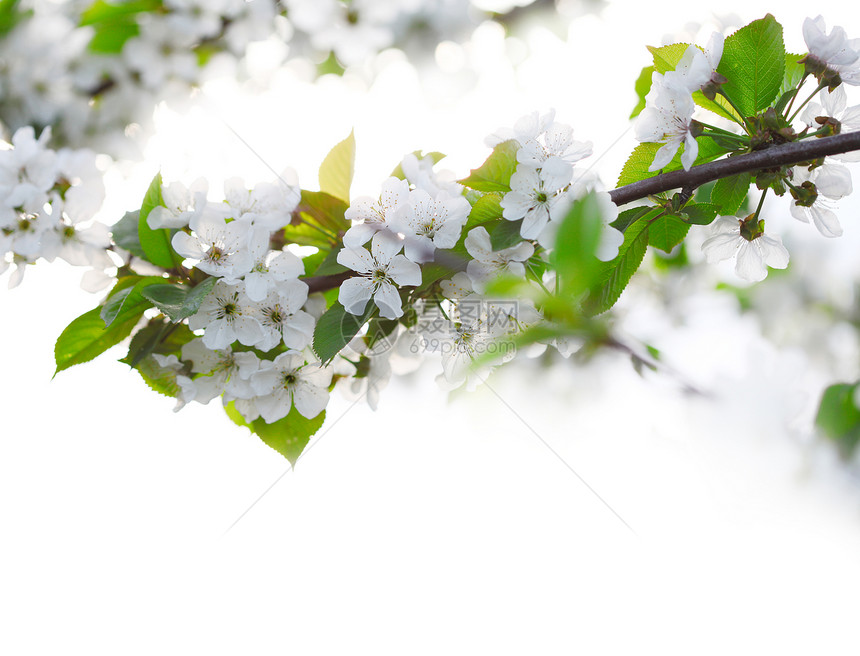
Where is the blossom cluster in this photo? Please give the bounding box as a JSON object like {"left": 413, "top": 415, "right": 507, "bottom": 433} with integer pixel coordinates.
{"left": 0, "top": 126, "right": 111, "bottom": 289}
{"left": 138, "top": 172, "right": 341, "bottom": 424}
{"left": 633, "top": 16, "right": 860, "bottom": 282}
{"left": 0, "top": 0, "right": 549, "bottom": 156}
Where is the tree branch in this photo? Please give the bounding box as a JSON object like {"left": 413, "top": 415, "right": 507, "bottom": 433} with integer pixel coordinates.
{"left": 608, "top": 131, "right": 860, "bottom": 206}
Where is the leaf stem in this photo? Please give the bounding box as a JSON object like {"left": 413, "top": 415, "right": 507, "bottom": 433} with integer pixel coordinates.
{"left": 788, "top": 81, "right": 827, "bottom": 124}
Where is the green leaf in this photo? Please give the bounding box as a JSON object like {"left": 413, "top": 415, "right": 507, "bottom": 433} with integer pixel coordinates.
{"left": 121, "top": 318, "right": 195, "bottom": 367}
{"left": 648, "top": 215, "right": 689, "bottom": 252}
{"left": 390, "top": 151, "right": 446, "bottom": 180}
{"left": 459, "top": 140, "right": 519, "bottom": 192}
{"left": 0, "top": 0, "right": 31, "bottom": 37}
{"left": 313, "top": 245, "right": 348, "bottom": 276}
{"left": 251, "top": 406, "right": 327, "bottom": 466}
{"left": 630, "top": 65, "right": 655, "bottom": 119}
{"left": 100, "top": 275, "right": 162, "bottom": 327}
{"left": 585, "top": 221, "right": 650, "bottom": 316}
{"left": 292, "top": 189, "right": 350, "bottom": 235}
{"left": 552, "top": 192, "right": 604, "bottom": 297}
{"left": 316, "top": 51, "right": 345, "bottom": 77}
{"left": 681, "top": 202, "right": 720, "bottom": 226}
{"left": 313, "top": 301, "right": 375, "bottom": 363}
{"left": 710, "top": 173, "right": 751, "bottom": 215}
{"left": 88, "top": 20, "right": 138, "bottom": 53}
{"left": 79, "top": 0, "right": 162, "bottom": 26}
{"left": 815, "top": 383, "right": 860, "bottom": 457}
{"left": 489, "top": 218, "right": 523, "bottom": 251}
{"left": 465, "top": 192, "right": 504, "bottom": 230}
{"left": 610, "top": 206, "right": 657, "bottom": 233}
{"left": 617, "top": 137, "right": 727, "bottom": 187}
{"left": 647, "top": 42, "right": 742, "bottom": 122}
{"left": 111, "top": 210, "right": 147, "bottom": 259}
{"left": 135, "top": 355, "right": 182, "bottom": 398}
{"left": 80, "top": 0, "right": 162, "bottom": 53}
{"left": 318, "top": 130, "right": 355, "bottom": 203}
{"left": 648, "top": 43, "right": 690, "bottom": 74}
{"left": 55, "top": 306, "right": 144, "bottom": 375}
{"left": 138, "top": 172, "right": 178, "bottom": 269}
{"left": 141, "top": 277, "right": 217, "bottom": 323}
{"left": 717, "top": 14, "right": 785, "bottom": 117}
{"left": 781, "top": 52, "right": 806, "bottom": 95}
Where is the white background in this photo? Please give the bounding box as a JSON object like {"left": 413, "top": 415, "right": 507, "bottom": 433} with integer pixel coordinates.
{"left": 3, "top": 0, "right": 860, "bottom": 653}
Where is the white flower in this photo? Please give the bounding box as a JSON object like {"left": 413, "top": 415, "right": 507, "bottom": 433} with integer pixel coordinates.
{"left": 514, "top": 117, "right": 592, "bottom": 173}
{"left": 172, "top": 213, "right": 266, "bottom": 278}
{"left": 250, "top": 352, "right": 332, "bottom": 422}
{"left": 501, "top": 159, "right": 571, "bottom": 239}
{"left": 802, "top": 15, "right": 860, "bottom": 86}
{"left": 223, "top": 174, "right": 300, "bottom": 232}
{"left": 148, "top": 354, "right": 197, "bottom": 412}
{"left": 337, "top": 232, "right": 422, "bottom": 319}
{"left": 343, "top": 176, "right": 409, "bottom": 249}
{"left": 180, "top": 339, "right": 259, "bottom": 404}
{"left": 249, "top": 280, "right": 316, "bottom": 352}
{"left": 394, "top": 188, "right": 471, "bottom": 263}
{"left": 239, "top": 248, "right": 305, "bottom": 303}
{"left": 486, "top": 109, "right": 591, "bottom": 184}
{"left": 439, "top": 271, "right": 474, "bottom": 300}
{"left": 801, "top": 86, "right": 860, "bottom": 160}
{"left": 464, "top": 226, "right": 534, "bottom": 292}
{"left": 399, "top": 153, "right": 463, "bottom": 197}
{"left": 0, "top": 126, "right": 57, "bottom": 199}
{"left": 702, "top": 215, "right": 789, "bottom": 282}
{"left": 789, "top": 161, "right": 853, "bottom": 237}
{"left": 188, "top": 280, "right": 265, "bottom": 349}
{"left": 146, "top": 178, "right": 212, "bottom": 230}
{"left": 635, "top": 73, "right": 699, "bottom": 172}
{"left": 666, "top": 32, "right": 725, "bottom": 93}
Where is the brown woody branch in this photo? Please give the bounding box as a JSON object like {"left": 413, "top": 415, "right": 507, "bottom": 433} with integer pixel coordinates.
{"left": 303, "top": 132, "right": 860, "bottom": 293}
{"left": 608, "top": 131, "right": 860, "bottom": 206}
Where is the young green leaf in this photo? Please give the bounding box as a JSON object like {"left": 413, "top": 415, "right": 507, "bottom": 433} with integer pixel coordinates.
{"left": 585, "top": 221, "right": 650, "bottom": 316}
{"left": 313, "top": 300, "right": 375, "bottom": 363}
{"left": 710, "top": 172, "right": 751, "bottom": 215}
{"left": 552, "top": 192, "right": 604, "bottom": 297}
{"left": 318, "top": 130, "right": 355, "bottom": 203}
{"left": 138, "top": 172, "right": 178, "bottom": 269}
{"left": 459, "top": 140, "right": 519, "bottom": 192}
{"left": 630, "top": 65, "right": 655, "bottom": 119}
{"left": 717, "top": 14, "right": 785, "bottom": 117}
